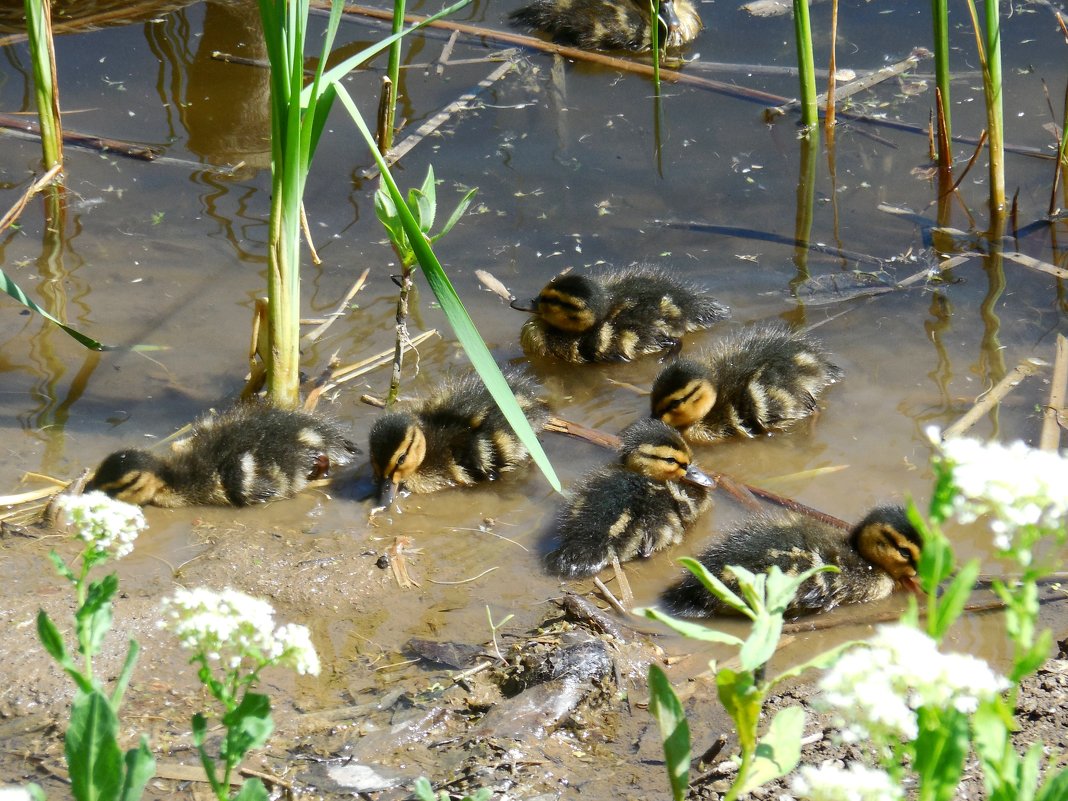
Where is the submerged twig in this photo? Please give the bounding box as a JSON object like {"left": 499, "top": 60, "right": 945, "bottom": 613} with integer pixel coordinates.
{"left": 0, "top": 112, "right": 161, "bottom": 160}
{"left": 386, "top": 266, "right": 416, "bottom": 406}
{"left": 302, "top": 269, "right": 370, "bottom": 342}
{"left": 0, "top": 163, "right": 62, "bottom": 235}
{"left": 942, "top": 358, "right": 1047, "bottom": 439}
{"left": 1039, "top": 334, "right": 1067, "bottom": 451}
{"left": 595, "top": 574, "right": 630, "bottom": 614}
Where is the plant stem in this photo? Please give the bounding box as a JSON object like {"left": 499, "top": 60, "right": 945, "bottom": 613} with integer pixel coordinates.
{"left": 931, "top": 0, "right": 952, "bottom": 165}
{"left": 24, "top": 0, "right": 63, "bottom": 169}
{"left": 380, "top": 0, "right": 406, "bottom": 151}
{"left": 792, "top": 0, "right": 818, "bottom": 131}
{"left": 983, "top": 0, "right": 1005, "bottom": 213}
{"left": 649, "top": 0, "right": 660, "bottom": 93}
{"left": 386, "top": 262, "right": 414, "bottom": 406}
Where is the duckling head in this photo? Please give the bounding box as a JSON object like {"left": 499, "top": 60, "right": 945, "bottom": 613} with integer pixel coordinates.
{"left": 618, "top": 419, "right": 714, "bottom": 487}
{"left": 368, "top": 412, "right": 427, "bottom": 507}
{"left": 657, "top": 0, "right": 702, "bottom": 48}
{"left": 851, "top": 506, "right": 924, "bottom": 594}
{"left": 511, "top": 274, "right": 609, "bottom": 334}
{"left": 87, "top": 449, "right": 169, "bottom": 506}
{"left": 650, "top": 359, "right": 717, "bottom": 428}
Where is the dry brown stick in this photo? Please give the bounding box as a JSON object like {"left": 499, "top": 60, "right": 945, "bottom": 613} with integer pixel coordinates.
{"left": 0, "top": 112, "right": 162, "bottom": 160}
{"left": 1040, "top": 334, "right": 1068, "bottom": 451}
{"left": 768, "top": 47, "right": 931, "bottom": 119}
{"left": 544, "top": 416, "right": 848, "bottom": 528}
{"left": 302, "top": 268, "right": 370, "bottom": 342}
{"left": 0, "top": 164, "right": 62, "bottom": 235}
{"left": 944, "top": 129, "right": 988, "bottom": 197}
{"left": 299, "top": 201, "right": 321, "bottom": 265}
{"left": 942, "top": 358, "right": 1047, "bottom": 439}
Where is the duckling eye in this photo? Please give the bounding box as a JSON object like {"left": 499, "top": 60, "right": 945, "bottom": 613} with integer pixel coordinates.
{"left": 396, "top": 454, "right": 407, "bottom": 466}
{"left": 897, "top": 546, "right": 914, "bottom": 561}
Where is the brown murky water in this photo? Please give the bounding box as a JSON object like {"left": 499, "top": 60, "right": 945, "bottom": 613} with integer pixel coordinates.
{"left": 1, "top": 0, "right": 1066, "bottom": 797}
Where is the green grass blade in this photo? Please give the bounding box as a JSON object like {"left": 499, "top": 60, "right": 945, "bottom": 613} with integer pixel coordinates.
{"left": 334, "top": 83, "right": 560, "bottom": 492}
{"left": 3, "top": 266, "right": 110, "bottom": 351}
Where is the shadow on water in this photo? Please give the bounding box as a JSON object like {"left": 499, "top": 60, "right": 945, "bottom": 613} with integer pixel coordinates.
{"left": 0, "top": 0, "right": 1066, "bottom": 796}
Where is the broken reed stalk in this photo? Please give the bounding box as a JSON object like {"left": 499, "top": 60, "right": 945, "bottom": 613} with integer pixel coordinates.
{"left": 24, "top": 0, "right": 63, "bottom": 169}
{"left": 378, "top": 0, "right": 406, "bottom": 152}
{"left": 386, "top": 265, "right": 415, "bottom": 406}
{"left": 931, "top": 0, "right": 952, "bottom": 166}
{"left": 1039, "top": 334, "right": 1067, "bottom": 452}
{"left": 824, "top": 0, "right": 838, "bottom": 135}
{"left": 941, "top": 357, "right": 1045, "bottom": 439}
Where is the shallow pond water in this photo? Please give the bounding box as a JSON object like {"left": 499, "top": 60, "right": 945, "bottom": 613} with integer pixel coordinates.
{"left": 1, "top": 0, "right": 1066, "bottom": 797}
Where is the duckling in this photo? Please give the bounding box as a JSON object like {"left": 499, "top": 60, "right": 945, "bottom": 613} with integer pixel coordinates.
{"left": 545, "top": 418, "right": 714, "bottom": 578}
{"left": 510, "top": 0, "right": 702, "bottom": 52}
{"left": 513, "top": 265, "right": 729, "bottom": 364}
{"left": 87, "top": 404, "right": 358, "bottom": 507}
{"left": 660, "top": 506, "right": 923, "bottom": 617}
{"left": 369, "top": 368, "right": 551, "bottom": 507}
{"left": 650, "top": 321, "right": 842, "bottom": 444}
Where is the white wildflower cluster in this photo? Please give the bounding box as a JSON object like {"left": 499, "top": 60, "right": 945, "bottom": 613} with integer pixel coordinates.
{"left": 817, "top": 624, "right": 1008, "bottom": 743}
{"left": 928, "top": 428, "right": 1068, "bottom": 554}
{"left": 160, "top": 587, "right": 320, "bottom": 676}
{"left": 54, "top": 491, "right": 146, "bottom": 560}
{"left": 0, "top": 788, "right": 38, "bottom": 801}
{"left": 791, "top": 762, "right": 902, "bottom": 801}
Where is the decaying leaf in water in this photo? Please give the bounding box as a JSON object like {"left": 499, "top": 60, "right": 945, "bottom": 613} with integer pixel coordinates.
{"left": 475, "top": 269, "right": 514, "bottom": 302}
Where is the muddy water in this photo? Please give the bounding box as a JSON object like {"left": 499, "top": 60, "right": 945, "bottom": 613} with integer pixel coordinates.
{"left": 1, "top": 0, "right": 1066, "bottom": 796}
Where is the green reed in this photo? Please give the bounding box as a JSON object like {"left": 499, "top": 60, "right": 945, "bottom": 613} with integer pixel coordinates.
{"left": 379, "top": 0, "right": 407, "bottom": 152}
{"left": 792, "top": 0, "right": 818, "bottom": 131}
{"left": 24, "top": 0, "right": 63, "bottom": 168}
{"left": 930, "top": 0, "right": 952, "bottom": 167}
{"left": 963, "top": 0, "right": 1006, "bottom": 214}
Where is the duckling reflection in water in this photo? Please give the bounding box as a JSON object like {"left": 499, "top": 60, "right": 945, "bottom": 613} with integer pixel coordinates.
{"left": 545, "top": 418, "right": 713, "bottom": 578}
{"left": 513, "top": 265, "right": 729, "bottom": 364}
{"left": 369, "top": 368, "right": 551, "bottom": 507}
{"left": 651, "top": 321, "right": 842, "bottom": 444}
{"left": 510, "top": 0, "right": 702, "bottom": 52}
{"left": 87, "top": 404, "right": 358, "bottom": 507}
{"left": 660, "top": 506, "right": 923, "bottom": 617}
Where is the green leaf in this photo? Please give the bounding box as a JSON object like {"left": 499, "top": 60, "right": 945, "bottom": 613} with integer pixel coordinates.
{"left": 728, "top": 565, "right": 767, "bottom": 613}
{"left": 118, "top": 736, "right": 156, "bottom": 801}
{"left": 412, "top": 777, "right": 437, "bottom": 801}
{"left": 334, "top": 82, "right": 560, "bottom": 493}
{"left": 768, "top": 639, "right": 860, "bottom": 689}
{"left": 67, "top": 688, "right": 123, "bottom": 801}
{"left": 715, "top": 668, "right": 760, "bottom": 754}
{"left": 676, "top": 557, "right": 751, "bottom": 617}
{"left": 1036, "top": 766, "right": 1068, "bottom": 801}
{"left": 2, "top": 265, "right": 106, "bottom": 351}
{"left": 233, "top": 778, "right": 270, "bottom": 801}
{"left": 913, "top": 707, "right": 970, "bottom": 801}
{"left": 48, "top": 551, "right": 76, "bottom": 583}
{"left": 1011, "top": 629, "right": 1052, "bottom": 683}
{"left": 431, "top": 187, "right": 477, "bottom": 243}
{"left": 37, "top": 609, "right": 68, "bottom": 664}
{"left": 931, "top": 558, "right": 979, "bottom": 639}
{"left": 191, "top": 712, "right": 208, "bottom": 748}
{"left": 418, "top": 165, "right": 437, "bottom": 231}
{"left": 737, "top": 705, "right": 804, "bottom": 794}
{"left": 25, "top": 784, "right": 46, "bottom": 801}
{"left": 647, "top": 665, "right": 690, "bottom": 801}
{"left": 76, "top": 574, "right": 118, "bottom": 659}
{"left": 111, "top": 639, "right": 140, "bottom": 712}
{"left": 738, "top": 611, "right": 782, "bottom": 673}
{"left": 764, "top": 564, "right": 837, "bottom": 615}
{"left": 636, "top": 607, "right": 745, "bottom": 647}
{"left": 221, "top": 692, "right": 274, "bottom": 763}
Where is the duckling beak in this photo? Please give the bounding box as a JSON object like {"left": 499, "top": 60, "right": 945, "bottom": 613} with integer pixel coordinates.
{"left": 900, "top": 575, "right": 924, "bottom": 597}
{"left": 509, "top": 297, "right": 538, "bottom": 313}
{"left": 377, "top": 478, "right": 400, "bottom": 508}
{"left": 657, "top": 0, "right": 682, "bottom": 38}
{"left": 682, "top": 463, "right": 716, "bottom": 488}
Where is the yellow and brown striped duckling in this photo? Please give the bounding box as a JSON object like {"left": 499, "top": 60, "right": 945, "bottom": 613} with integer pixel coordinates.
{"left": 513, "top": 265, "right": 729, "bottom": 364}
{"left": 510, "top": 0, "right": 702, "bottom": 51}
{"left": 87, "top": 404, "right": 358, "bottom": 507}
{"left": 544, "top": 418, "right": 714, "bottom": 578}
{"left": 368, "top": 368, "right": 551, "bottom": 507}
{"left": 660, "top": 506, "right": 923, "bottom": 617}
{"left": 650, "top": 321, "right": 842, "bottom": 444}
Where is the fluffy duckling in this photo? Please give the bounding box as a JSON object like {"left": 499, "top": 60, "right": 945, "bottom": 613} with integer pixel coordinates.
{"left": 545, "top": 418, "right": 714, "bottom": 578}
{"left": 510, "top": 0, "right": 702, "bottom": 51}
{"left": 87, "top": 405, "right": 358, "bottom": 507}
{"left": 369, "top": 368, "right": 551, "bottom": 507}
{"left": 650, "top": 321, "right": 842, "bottom": 444}
{"left": 660, "top": 506, "right": 923, "bottom": 617}
{"left": 513, "top": 266, "right": 729, "bottom": 364}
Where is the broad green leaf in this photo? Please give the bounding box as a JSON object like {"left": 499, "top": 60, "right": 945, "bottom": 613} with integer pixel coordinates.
{"left": 118, "top": 736, "right": 156, "bottom": 801}
{"left": 636, "top": 607, "right": 745, "bottom": 647}
{"left": 221, "top": 692, "right": 274, "bottom": 761}
{"left": 677, "top": 557, "right": 751, "bottom": 618}
{"left": 648, "top": 664, "right": 690, "bottom": 801}
{"left": 191, "top": 712, "right": 208, "bottom": 748}
{"left": 715, "top": 668, "right": 760, "bottom": 754}
{"left": 1036, "top": 764, "right": 1068, "bottom": 801}
{"left": 48, "top": 550, "right": 76, "bottom": 583}
{"left": 37, "top": 609, "right": 68, "bottom": 664}
{"left": 412, "top": 777, "right": 437, "bottom": 801}
{"left": 738, "top": 611, "right": 782, "bottom": 672}
{"left": 26, "top": 784, "right": 46, "bottom": 801}
{"left": 917, "top": 520, "right": 955, "bottom": 596}
{"left": 737, "top": 705, "right": 805, "bottom": 794}
{"left": 418, "top": 165, "right": 437, "bottom": 231}
{"left": 768, "top": 639, "right": 860, "bottom": 689}
{"left": 913, "top": 707, "right": 970, "bottom": 801}
{"left": 335, "top": 82, "right": 559, "bottom": 491}
{"left": 233, "top": 778, "right": 270, "bottom": 801}
{"left": 76, "top": 574, "right": 118, "bottom": 658}
{"left": 67, "top": 688, "right": 123, "bottom": 801}
{"left": 111, "top": 639, "right": 140, "bottom": 711}
{"left": 764, "top": 564, "right": 837, "bottom": 615}
{"left": 931, "top": 558, "right": 979, "bottom": 639}
{"left": 727, "top": 565, "right": 766, "bottom": 613}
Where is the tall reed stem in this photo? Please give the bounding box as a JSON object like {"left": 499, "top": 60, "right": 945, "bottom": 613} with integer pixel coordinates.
{"left": 931, "top": 0, "right": 952, "bottom": 165}
{"left": 380, "top": 0, "right": 406, "bottom": 151}
{"left": 24, "top": 0, "right": 63, "bottom": 168}
{"left": 980, "top": 0, "right": 1005, "bottom": 213}
{"left": 793, "top": 0, "right": 818, "bottom": 131}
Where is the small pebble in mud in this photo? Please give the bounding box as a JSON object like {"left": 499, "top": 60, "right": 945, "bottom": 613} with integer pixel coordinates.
{"left": 376, "top": 554, "right": 391, "bottom": 570}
